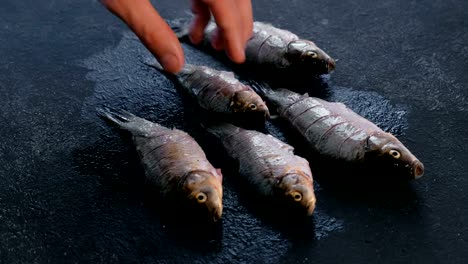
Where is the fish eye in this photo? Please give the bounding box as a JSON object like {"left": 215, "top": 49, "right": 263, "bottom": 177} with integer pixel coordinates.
{"left": 196, "top": 193, "right": 207, "bottom": 203}
{"left": 291, "top": 191, "right": 302, "bottom": 202}
{"left": 249, "top": 103, "right": 257, "bottom": 110}
{"left": 305, "top": 51, "right": 318, "bottom": 58}
{"left": 389, "top": 149, "right": 401, "bottom": 159}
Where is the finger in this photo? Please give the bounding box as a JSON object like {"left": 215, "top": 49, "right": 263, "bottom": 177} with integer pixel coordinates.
{"left": 237, "top": 0, "right": 254, "bottom": 43}
{"left": 189, "top": 0, "right": 211, "bottom": 44}
{"left": 203, "top": 0, "right": 245, "bottom": 63}
{"left": 211, "top": 28, "right": 224, "bottom": 51}
{"left": 101, "top": 0, "right": 184, "bottom": 73}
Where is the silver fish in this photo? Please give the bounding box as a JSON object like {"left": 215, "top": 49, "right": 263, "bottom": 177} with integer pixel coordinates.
{"left": 174, "top": 21, "right": 335, "bottom": 75}
{"left": 252, "top": 85, "right": 424, "bottom": 179}
{"left": 98, "top": 109, "right": 223, "bottom": 221}
{"left": 146, "top": 62, "right": 269, "bottom": 118}
{"left": 206, "top": 123, "right": 316, "bottom": 216}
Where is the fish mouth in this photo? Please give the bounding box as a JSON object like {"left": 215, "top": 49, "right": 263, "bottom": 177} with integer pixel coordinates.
{"left": 306, "top": 200, "right": 316, "bottom": 216}
{"left": 327, "top": 58, "right": 336, "bottom": 72}
{"left": 212, "top": 210, "right": 222, "bottom": 222}
{"left": 210, "top": 202, "right": 223, "bottom": 222}
{"left": 412, "top": 160, "right": 425, "bottom": 179}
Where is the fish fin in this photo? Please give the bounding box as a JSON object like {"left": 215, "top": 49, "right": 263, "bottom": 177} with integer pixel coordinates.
{"left": 97, "top": 107, "right": 156, "bottom": 137}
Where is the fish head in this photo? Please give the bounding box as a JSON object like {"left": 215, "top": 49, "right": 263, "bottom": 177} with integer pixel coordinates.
{"left": 365, "top": 132, "right": 424, "bottom": 179}
{"left": 276, "top": 173, "right": 316, "bottom": 216}
{"left": 182, "top": 170, "right": 224, "bottom": 222}
{"left": 231, "top": 90, "right": 270, "bottom": 119}
{"left": 287, "top": 40, "right": 336, "bottom": 74}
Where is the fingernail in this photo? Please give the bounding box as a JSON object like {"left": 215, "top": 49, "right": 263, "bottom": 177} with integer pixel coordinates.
{"left": 211, "top": 29, "right": 224, "bottom": 51}
{"left": 228, "top": 42, "right": 245, "bottom": 64}
{"left": 160, "top": 54, "right": 180, "bottom": 73}
{"left": 188, "top": 22, "right": 202, "bottom": 45}
{"left": 189, "top": 33, "right": 202, "bottom": 45}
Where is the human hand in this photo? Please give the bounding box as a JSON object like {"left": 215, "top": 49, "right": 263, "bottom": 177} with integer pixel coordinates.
{"left": 101, "top": 0, "right": 253, "bottom": 74}
{"left": 189, "top": 0, "right": 253, "bottom": 63}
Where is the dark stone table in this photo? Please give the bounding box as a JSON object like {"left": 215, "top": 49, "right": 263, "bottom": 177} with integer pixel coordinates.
{"left": 1, "top": 0, "right": 466, "bottom": 263}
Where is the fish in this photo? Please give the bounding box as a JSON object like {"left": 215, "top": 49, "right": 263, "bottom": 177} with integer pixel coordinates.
{"left": 206, "top": 123, "right": 316, "bottom": 216}
{"left": 251, "top": 84, "right": 425, "bottom": 180}
{"left": 98, "top": 108, "right": 223, "bottom": 221}
{"left": 173, "top": 20, "right": 336, "bottom": 76}
{"left": 145, "top": 61, "right": 270, "bottom": 119}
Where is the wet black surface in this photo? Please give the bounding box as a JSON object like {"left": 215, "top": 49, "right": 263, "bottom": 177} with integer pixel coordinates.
{"left": 1, "top": 0, "right": 467, "bottom": 263}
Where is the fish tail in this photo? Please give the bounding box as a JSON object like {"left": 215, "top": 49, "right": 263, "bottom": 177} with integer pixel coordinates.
{"left": 204, "top": 123, "right": 239, "bottom": 138}
{"left": 248, "top": 80, "right": 274, "bottom": 98}
{"left": 97, "top": 108, "right": 157, "bottom": 137}
{"left": 143, "top": 59, "right": 194, "bottom": 77}
{"left": 143, "top": 60, "right": 164, "bottom": 72}
{"left": 169, "top": 17, "right": 191, "bottom": 39}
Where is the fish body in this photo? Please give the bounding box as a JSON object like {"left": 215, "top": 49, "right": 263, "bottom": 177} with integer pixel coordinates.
{"left": 175, "top": 21, "right": 335, "bottom": 76}
{"left": 252, "top": 86, "right": 424, "bottom": 179}
{"left": 98, "top": 109, "right": 223, "bottom": 221}
{"left": 206, "top": 123, "right": 316, "bottom": 216}
{"left": 146, "top": 62, "right": 269, "bottom": 118}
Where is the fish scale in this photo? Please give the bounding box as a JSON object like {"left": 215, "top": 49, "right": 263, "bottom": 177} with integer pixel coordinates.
{"left": 173, "top": 20, "right": 336, "bottom": 76}
{"left": 252, "top": 85, "right": 425, "bottom": 179}
{"left": 207, "top": 123, "right": 316, "bottom": 215}
{"left": 145, "top": 62, "right": 269, "bottom": 118}
{"left": 98, "top": 109, "right": 224, "bottom": 221}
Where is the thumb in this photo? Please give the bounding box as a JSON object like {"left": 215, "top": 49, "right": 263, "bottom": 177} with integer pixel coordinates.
{"left": 102, "top": 0, "right": 184, "bottom": 73}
